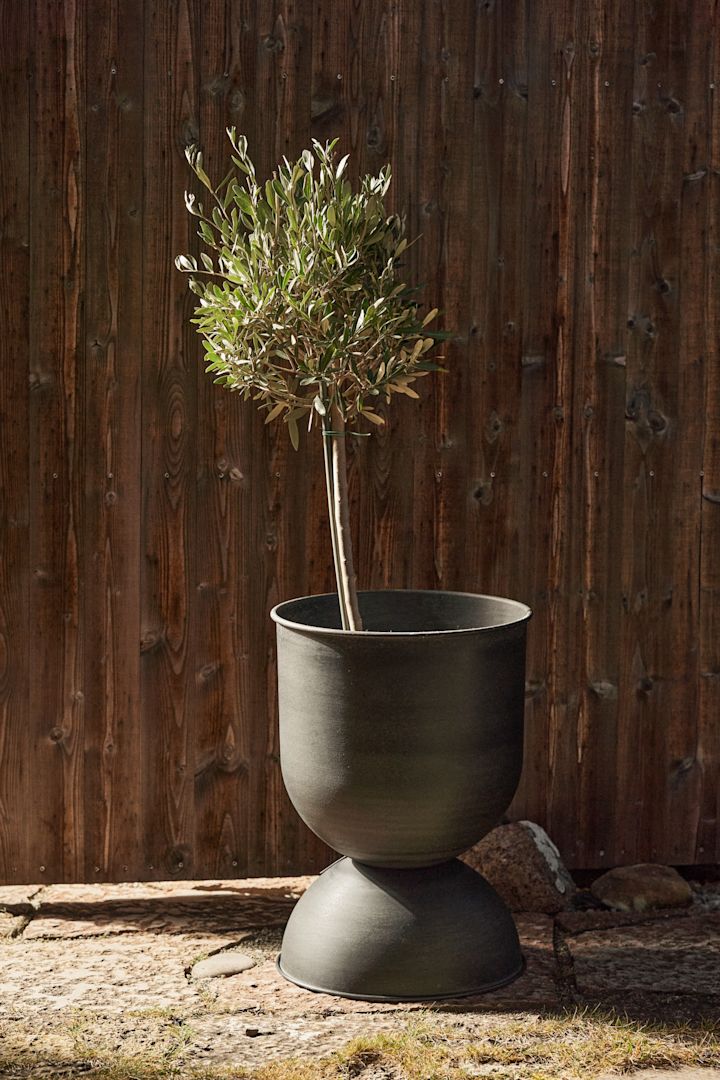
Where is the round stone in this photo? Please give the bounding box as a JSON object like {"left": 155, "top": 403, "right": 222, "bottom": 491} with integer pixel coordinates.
{"left": 192, "top": 952, "right": 256, "bottom": 979}
{"left": 591, "top": 864, "right": 693, "bottom": 913}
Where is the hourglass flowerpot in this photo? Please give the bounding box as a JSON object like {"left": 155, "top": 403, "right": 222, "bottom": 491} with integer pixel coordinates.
{"left": 271, "top": 589, "right": 531, "bottom": 1002}
{"left": 176, "top": 138, "right": 530, "bottom": 1002}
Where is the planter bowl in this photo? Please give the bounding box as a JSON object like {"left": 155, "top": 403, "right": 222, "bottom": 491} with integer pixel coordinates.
{"left": 271, "top": 589, "right": 531, "bottom": 1002}
{"left": 271, "top": 590, "right": 531, "bottom": 869}
{"left": 279, "top": 856, "right": 522, "bottom": 1001}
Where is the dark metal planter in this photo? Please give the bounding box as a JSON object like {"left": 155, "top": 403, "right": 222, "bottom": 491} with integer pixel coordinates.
{"left": 271, "top": 589, "right": 531, "bottom": 1002}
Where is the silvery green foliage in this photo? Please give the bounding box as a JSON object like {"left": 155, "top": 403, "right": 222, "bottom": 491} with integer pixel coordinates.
{"left": 176, "top": 130, "right": 444, "bottom": 449}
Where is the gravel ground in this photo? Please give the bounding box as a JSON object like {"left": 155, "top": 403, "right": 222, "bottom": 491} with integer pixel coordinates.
{"left": 1, "top": 876, "right": 719, "bottom": 1077}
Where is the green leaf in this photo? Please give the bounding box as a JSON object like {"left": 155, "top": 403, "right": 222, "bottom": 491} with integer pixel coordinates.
{"left": 265, "top": 402, "right": 286, "bottom": 424}
{"left": 287, "top": 414, "right": 300, "bottom": 450}
{"left": 362, "top": 409, "right": 385, "bottom": 426}
{"left": 177, "top": 132, "right": 447, "bottom": 424}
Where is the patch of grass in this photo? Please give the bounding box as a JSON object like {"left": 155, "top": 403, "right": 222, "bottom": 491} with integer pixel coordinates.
{"left": 458, "top": 1009, "right": 720, "bottom": 1079}
{"left": 1, "top": 1008, "right": 719, "bottom": 1080}
{"left": 234, "top": 1009, "right": 720, "bottom": 1080}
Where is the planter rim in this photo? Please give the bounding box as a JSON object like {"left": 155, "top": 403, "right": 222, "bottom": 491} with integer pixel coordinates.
{"left": 270, "top": 588, "right": 532, "bottom": 638}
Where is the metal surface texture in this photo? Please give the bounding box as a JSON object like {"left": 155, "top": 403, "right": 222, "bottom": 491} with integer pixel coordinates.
{"left": 278, "top": 856, "right": 523, "bottom": 1002}
{"left": 271, "top": 590, "right": 531, "bottom": 868}
{"left": 272, "top": 590, "right": 529, "bottom": 1001}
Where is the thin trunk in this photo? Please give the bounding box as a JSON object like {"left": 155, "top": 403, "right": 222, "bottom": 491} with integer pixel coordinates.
{"left": 321, "top": 404, "right": 363, "bottom": 631}
{"left": 321, "top": 410, "right": 350, "bottom": 627}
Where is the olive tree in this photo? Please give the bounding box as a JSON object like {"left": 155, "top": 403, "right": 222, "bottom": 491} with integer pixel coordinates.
{"left": 176, "top": 130, "right": 444, "bottom": 631}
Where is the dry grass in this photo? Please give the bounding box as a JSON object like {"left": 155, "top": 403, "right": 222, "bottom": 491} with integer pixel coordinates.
{"left": 1, "top": 1008, "right": 719, "bottom": 1080}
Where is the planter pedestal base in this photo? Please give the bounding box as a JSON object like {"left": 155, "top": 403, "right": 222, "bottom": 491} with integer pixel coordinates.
{"left": 278, "top": 856, "right": 523, "bottom": 1002}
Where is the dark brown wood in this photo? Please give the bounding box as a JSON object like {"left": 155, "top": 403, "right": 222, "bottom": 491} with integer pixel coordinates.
{"left": 698, "top": 13, "right": 720, "bottom": 865}
{"left": 0, "top": 0, "right": 30, "bottom": 882}
{"left": 572, "top": 0, "right": 635, "bottom": 867}
{"left": 1, "top": 0, "right": 719, "bottom": 882}
{"left": 191, "top": 0, "right": 253, "bottom": 880}
{"left": 140, "top": 0, "right": 201, "bottom": 879}
{"left": 82, "top": 0, "right": 144, "bottom": 881}
{"left": 26, "top": 0, "right": 86, "bottom": 883}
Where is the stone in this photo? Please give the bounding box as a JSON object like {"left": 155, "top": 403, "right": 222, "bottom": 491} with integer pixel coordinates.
{"left": 0, "top": 911, "right": 26, "bottom": 938}
{"left": 567, "top": 912, "right": 720, "bottom": 998}
{"left": 555, "top": 906, "right": 686, "bottom": 936}
{"left": 462, "top": 821, "right": 575, "bottom": 914}
{"left": 191, "top": 951, "right": 256, "bottom": 979}
{"left": 0, "top": 884, "right": 44, "bottom": 912}
{"left": 0, "top": 932, "right": 239, "bottom": 1016}
{"left": 469, "top": 914, "right": 561, "bottom": 1010}
{"left": 591, "top": 864, "right": 693, "bottom": 913}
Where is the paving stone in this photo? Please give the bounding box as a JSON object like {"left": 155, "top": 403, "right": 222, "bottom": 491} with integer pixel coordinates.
{"left": 37, "top": 876, "right": 313, "bottom": 908}
{"left": 556, "top": 906, "right": 692, "bottom": 935}
{"left": 0, "top": 911, "right": 26, "bottom": 938}
{"left": 0, "top": 932, "right": 239, "bottom": 1016}
{"left": 20, "top": 900, "right": 295, "bottom": 940}
{"left": 463, "top": 821, "right": 575, "bottom": 914}
{"left": 567, "top": 913, "right": 720, "bottom": 997}
{"left": 463, "top": 914, "right": 560, "bottom": 1011}
{"left": 17, "top": 877, "right": 313, "bottom": 938}
{"left": 192, "top": 951, "right": 255, "bottom": 978}
{"left": 0, "top": 885, "right": 43, "bottom": 913}
{"left": 591, "top": 864, "right": 693, "bottom": 913}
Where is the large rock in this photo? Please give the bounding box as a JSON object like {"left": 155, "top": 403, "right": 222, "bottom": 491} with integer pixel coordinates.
{"left": 462, "top": 821, "right": 576, "bottom": 914}
{"left": 591, "top": 864, "right": 693, "bottom": 913}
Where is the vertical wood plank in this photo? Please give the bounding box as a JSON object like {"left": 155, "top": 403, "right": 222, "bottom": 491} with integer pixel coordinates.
{"left": 661, "top": 4, "right": 713, "bottom": 863}
{"left": 540, "top": 4, "right": 586, "bottom": 854}
{"left": 467, "top": 0, "right": 528, "bottom": 605}
{"left": 429, "top": 1, "right": 476, "bottom": 595}
{"left": 340, "top": 0, "right": 412, "bottom": 596}
{"left": 27, "top": 0, "right": 85, "bottom": 883}
{"left": 616, "top": 0, "right": 707, "bottom": 865}
{"left": 83, "top": 0, "right": 144, "bottom": 881}
{"left": 192, "top": 1, "right": 257, "bottom": 879}
{"left": 571, "top": 0, "right": 634, "bottom": 867}
{"left": 253, "top": 0, "right": 324, "bottom": 875}
{"left": 509, "top": 1, "right": 579, "bottom": 829}
{"left": 697, "top": 11, "right": 720, "bottom": 865}
{"left": 402, "top": 3, "right": 447, "bottom": 594}
{"left": 0, "top": 1, "right": 30, "bottom": 883}
{"left": 141, "top": 0, "right": 200, "bottom": 878}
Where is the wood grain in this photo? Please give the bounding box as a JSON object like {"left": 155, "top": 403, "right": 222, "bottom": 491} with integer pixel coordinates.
{"left": 508, "top": 0, "right": 569, "bottom": 828}
{"left": 82, "top": 0, "right": 144, "bottom": 881}
{"left": 698, "top": 11, "right": 720, "bottom": 865}
{"left": 572, "top": 0, "right": 634, "bottom": 867}
{"left": 0, "top": 0, "right": 30, "bottom": 882}
{"left": 27, "top": 0, "right": 85, "bottom": 883}
{"left": 191, "top": 0, "right": 249, "bottom": 880}
{"left": 615, "top": 0, "right": 707, "bottom": 866}
{"left": 1, "top": 0, "right": 719, "bottom": 881}
{"left": 140, "top": 0, "right": 200, "bottom": 879}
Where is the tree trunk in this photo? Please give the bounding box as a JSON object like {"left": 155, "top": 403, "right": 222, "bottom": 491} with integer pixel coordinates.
{"left": 321, "top": 404, "right": 363, "bottom": 631}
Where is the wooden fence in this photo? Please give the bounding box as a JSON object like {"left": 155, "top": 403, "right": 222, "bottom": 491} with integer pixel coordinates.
{"left": 0, "top": 0, "right": 718, "bottom": 883}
